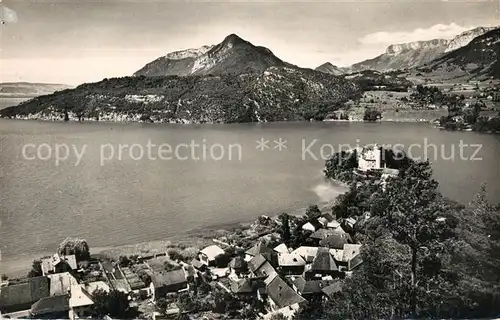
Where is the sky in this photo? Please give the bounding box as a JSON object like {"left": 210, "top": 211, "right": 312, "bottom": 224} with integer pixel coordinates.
{"left": 0, "top": 0, "right": 498, "bottom": 85}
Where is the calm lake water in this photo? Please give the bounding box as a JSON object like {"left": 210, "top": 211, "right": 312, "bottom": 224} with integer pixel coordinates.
{"left": 1, "top": 120, "right": 499, "bottom": 274}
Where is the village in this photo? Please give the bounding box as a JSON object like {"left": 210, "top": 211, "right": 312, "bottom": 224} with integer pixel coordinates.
{"left": 0, "top": 145, "right": 400, "bottom": 320}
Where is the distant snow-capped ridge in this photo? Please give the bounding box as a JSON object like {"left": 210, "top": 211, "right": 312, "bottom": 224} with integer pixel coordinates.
{"left": 386, "top": 39, "right": 449, "bottom": 55}
{"left": 444, "top": 26, "right": 498, "bottom": 53}
{"left": 164, "top": 45, "right": 214, "bottom": 60}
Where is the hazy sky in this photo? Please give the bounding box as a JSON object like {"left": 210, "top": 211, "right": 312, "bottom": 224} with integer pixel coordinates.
{"left": 0, "top": 0, "right": 498, "bottom": 85}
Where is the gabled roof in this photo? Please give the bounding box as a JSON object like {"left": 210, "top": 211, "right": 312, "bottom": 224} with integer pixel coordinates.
{"left": 273, "top": 243, "right": 289, "bottom": 254}
{"left": 321, "top": 281, "right": 342, "bottom": 298}
{"left": 246, "top": 241, "right": 273, "bottom": 257}
{"left": 291, "top": 246, "right": 319, "bottom": 263}
{"left": 47, "top": 272, "right": 78, "bottom": 296}
{"left": 309, "top": 228, "right": 337, "bottom": 240}
{"left": 266, "top": 274, "right": 306, "bottom": 309}
{"left": 343, "top": 244, "right": 362, "bottom": 262}
{"left": 278, "top": 252, "right": 306, "bottom": 267}
{"left": 229, "top": 256, "right": 248, "bottom": 270}
{"left": 248, "top": 254, "right": 267, "bottom": 272}
{"left": 69, "top": 285, "right": 94, "bottom": 308}
{"left": 317, "top": 217, "right": 329, "bottom": 226}
{"left": 41, "top": 254, "right": 77, "bottom": 275}
{"left": 30, "top": 294, "right": 70, "bottom": 316}
{"left": 311, "top": 248, "right": 338, "bottom": 272}
{"left": 319, "top": 233, "right": 349, "bottom": 250}
{"left": 329, "top": 249, "right": 344, "bottom": 262}
{"left": 292, "top": 276, "right": 334, "bottom": 294}
{"left": 191, "top": 259, "right": 205, "bottom": 270}
{"left": 150, "top": 269, "right": 187, "bottom": 289}
{"left": 0, "top": 276, "right": 50, "bottom": 313}
{"left": 200, "top": 245, "right": 225, "bottom": 260}
{"left": 321, "top": 212, "right": 335, "bottom": 222}
{"left": 230, "top": 278, "right": 254, "bottom": 294}
{"left": 248, "top": 254, "right": 276, "bottom": 278}
{"left": 327, "top": 220, "right": 341, "bottom": 229}
{"left": 246, "top": 242, "right": 278, "bottom": 266}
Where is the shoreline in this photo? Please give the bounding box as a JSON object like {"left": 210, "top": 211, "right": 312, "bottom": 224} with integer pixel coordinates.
{"left": 0, "top": 181, "right": 347, "bottom": 279}
{"left": 0, "top": 117, "right": 434, "bottom": 125}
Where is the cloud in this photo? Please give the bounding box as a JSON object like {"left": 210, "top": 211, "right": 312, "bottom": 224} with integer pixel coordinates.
{"left": 358, "top": 23, "right": 474, "bottom": 45}
{"left": 1, "top": 5, "right": 18, "bottom": 24}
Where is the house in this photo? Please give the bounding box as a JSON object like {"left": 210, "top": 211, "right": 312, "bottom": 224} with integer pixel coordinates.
{"left": 230, "top": 278, "right": 255, "bottom": 295}
{"left": 47, "top": 272, "right": 79, "bottom": 296}
{"left": 149, "top": 269, "right": 189, "bottom": 301}
{"left": 317, "top": 217, "right": 329, "bottom": 228}
{"left": 41, "top": 254, "right": 78, "bottom": 276}
{"left": 321, "top": 281, "right": 342, "bottom": 301}
{"left": 305, "top": 248, "right": 340, "bottom": 279}
{"left": 265, "top": 273, "right": 306, "bottom": 312}
{"left": 190, "top": 259, "right": 207, "bottom": 272}
{"left": 343, "top": 244, "right": 362, "bottom": 263}
{"left": 329, "top": 249, "right": 344, "bottom": 264}
{"left": 302, "top": 222, "right": 317, "bottom": 232}
{"left": 0, "top": 276, "right": 50, "bottom": 314}
{"left": 228, "top": 256, "right": 248, "bottom": 277}
{"left": 273, "top": 243, "right": 289, "bottom": 254}
{"left": 319, "top": 233, "right": 349, "bottom": 250}
{"left": 291, "top": 276, "right": 334, "bottom": 301}
{"left": 321, "top": 212, "right": 335, "bottom": 222}
{"left": 358, "top": 144, "right": 384, "bottom": 172}
{"left": 277, "top": 253, "right": 306, "bottom": 275}
{"left": 342, "top": 217, "right": 357, "bottom": 231}
{"left": 291, "top": 246, "right": 319, "bottom": 263}
{"left": 248, "top": 254, "right": 276, "bottom": 279}
{"left": 69, "top": 285, "right": 94, "bottom": 319}
{"left": 30, "top": 294, "right": 70, "bottom": 319}
{"left": 199, "top": 245, "right": 225, "bottom": 267}
{"left": 326, "top": 220, "right": 340, "bottom": 229}
{"left": 245, "top": 242, "right": 278, "bottom": 267}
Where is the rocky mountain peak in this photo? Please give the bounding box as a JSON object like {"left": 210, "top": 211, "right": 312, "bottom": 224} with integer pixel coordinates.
{"left": 386, "top": 39, "right": 449, "bottom": 55}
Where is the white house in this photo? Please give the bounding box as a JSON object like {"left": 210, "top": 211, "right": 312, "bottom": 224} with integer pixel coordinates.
{"left": 358, "top": 144, "right": 384, "bottom": 172}
{"left": 302, "top": 222, "right": 316, "bottom": 232}
{"left": 199, "top": 245, "right": 225, "bottom": 266}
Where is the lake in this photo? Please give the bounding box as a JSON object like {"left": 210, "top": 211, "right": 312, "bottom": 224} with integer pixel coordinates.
{"left": 1, "top": 120, "right": 499, "bottom": 275}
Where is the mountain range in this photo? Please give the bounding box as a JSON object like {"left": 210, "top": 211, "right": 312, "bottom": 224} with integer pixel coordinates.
{"left": 316, "top": 26, "right": 497, "bottom": 74}
{"left": 0, "top": 82, "right": 72, "bottom": 98}
{"left": 426, "top": 27, "right": 500, "bottom": 78}
{"left": 134, "top": 34, "right": 299, "bottom": 77}
{"left": 2, "top": 26, "right": 499, "bottom": 123}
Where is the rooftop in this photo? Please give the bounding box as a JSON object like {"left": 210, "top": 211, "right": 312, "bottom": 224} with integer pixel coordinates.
{"left": 200, "top": 245, "right": 225, "bottom": 259}
{"left": 266, "top": 274, "right": 306, "bottom": 309}
{"left": 150, "top": 269, "right": 187, "bottom": 289}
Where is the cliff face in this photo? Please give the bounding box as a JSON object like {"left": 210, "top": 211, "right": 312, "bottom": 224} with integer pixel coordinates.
{"left": 351, "top": 39, "right": 449, "bottom": 72}
{"left": 444, "top": 26, "right": 497, "bottom": 53}
{"left": 350, "top": 26, "right": 497, "bottom": 72}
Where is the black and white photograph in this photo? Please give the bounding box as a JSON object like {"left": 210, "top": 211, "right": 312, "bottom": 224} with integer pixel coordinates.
{"left": 0, "top": 0, "right": 500, "bottom": 319}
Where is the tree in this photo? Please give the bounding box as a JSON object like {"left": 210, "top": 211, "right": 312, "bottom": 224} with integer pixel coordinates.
{"left": 28, "top": 259, "right": 43, "bottom": 278}
{"left": 305, "top": 205, "right": 321, "bottom": 221}
{"left": 363, "top": 108, "right": 382, "bottom": 121}
{"left": 57, "top": 237, "right": 90, "bottom": 262}
{"left": 278, "top": 213, "right": 292, "bottom": 247}
{"left": 92, "top": 289, "right": 130, "bottom": 318}
{"left": 1, "top": 274, "right": 8, "bottom": 281}
{"left": 119, "top": 255, "right": 131, "bottom": 267}
{"left": 368, "top": 161, "right": 457, "bottom": 317}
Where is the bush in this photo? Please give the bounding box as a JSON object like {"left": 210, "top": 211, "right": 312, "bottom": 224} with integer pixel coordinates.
{"left": 167, "top": 249, "right": 184, "bottom": 262}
